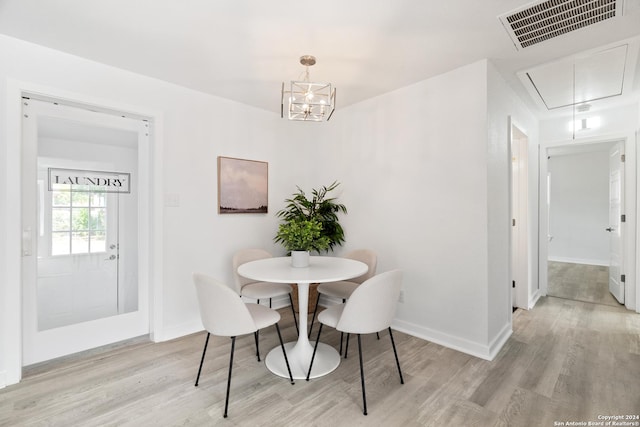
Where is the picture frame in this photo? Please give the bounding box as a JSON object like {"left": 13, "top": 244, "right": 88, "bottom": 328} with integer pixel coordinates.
{"left": 217, "top": 156, "right": 268, "bottom": 214}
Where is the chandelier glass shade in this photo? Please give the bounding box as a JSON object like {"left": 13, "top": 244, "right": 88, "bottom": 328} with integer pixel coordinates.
{"left": 281, "top": 55, "right": 336, "bottom": 122}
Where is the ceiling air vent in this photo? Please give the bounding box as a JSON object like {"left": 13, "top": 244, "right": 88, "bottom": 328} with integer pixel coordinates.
{"left": 499, "top": 0, "right": 622, "bottom": 49}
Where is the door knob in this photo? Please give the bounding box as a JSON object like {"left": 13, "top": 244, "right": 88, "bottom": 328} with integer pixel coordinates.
{"left": 606, "top": 227, "right": 614, "bottom": 232}
{"left": 105, "top": 254, "right": 117, "bottom": 260}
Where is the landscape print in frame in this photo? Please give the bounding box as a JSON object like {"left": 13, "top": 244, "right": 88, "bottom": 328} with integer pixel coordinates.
{"left": 217, "top": 156, "right": 268, "bottom": 214}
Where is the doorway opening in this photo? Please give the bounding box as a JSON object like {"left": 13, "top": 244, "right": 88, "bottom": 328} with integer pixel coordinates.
{"left": 510, "top": 121, "right": 531, "bottom": 310}
{"left": 544, "top": 140, "right": 626, "bottom": 307}
{"left": 21, "top": 96, "right": 152, "bottom": 366}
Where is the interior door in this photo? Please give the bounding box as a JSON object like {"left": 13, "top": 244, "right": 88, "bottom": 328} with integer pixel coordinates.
{"left": 608, "top": 142, "right": 624, "bottom": 304}
{"left": 22, "top": 98, "right": 148, "bottom": 365}
{"left": 510, "top": 122, "right": 529, "bottom": 309}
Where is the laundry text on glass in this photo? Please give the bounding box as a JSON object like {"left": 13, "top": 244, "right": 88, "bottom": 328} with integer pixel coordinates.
{"left": 48, "top": 168, "right": 131, "bottom": 194}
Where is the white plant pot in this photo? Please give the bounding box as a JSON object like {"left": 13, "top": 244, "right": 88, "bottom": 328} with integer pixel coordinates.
{"left": 291, "top": 250, "right": 310, "bottom": 268}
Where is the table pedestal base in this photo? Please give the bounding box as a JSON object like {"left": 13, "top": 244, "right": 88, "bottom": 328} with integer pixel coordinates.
{"left": 266, "top": 341, "right": 340, "bottom": 380}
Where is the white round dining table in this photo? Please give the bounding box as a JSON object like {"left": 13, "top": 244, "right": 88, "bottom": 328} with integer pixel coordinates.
{"left": 237, "top": 256, "right": 368, "bottom": 379}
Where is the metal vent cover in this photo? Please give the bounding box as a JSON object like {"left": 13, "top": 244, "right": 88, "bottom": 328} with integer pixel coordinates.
{"left": 499, "top": 0, "right": 623, "bottom": 49}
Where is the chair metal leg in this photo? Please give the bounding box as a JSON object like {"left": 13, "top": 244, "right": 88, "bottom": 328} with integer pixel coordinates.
{"left": 275, "top": 323, "right": 295, "bottom": 385}
{"left": 256, "top": 298, "right": 260, "bottom": 305}
{"left": 388, "top": 328, "right": 404, "bottom": 384}
{"left": 254, "top": 330, "right": 260, "bottom": 362}
{"left": 357, "top": 334, "right": 367, "bottom": 415}
{"left": 344, "top": 333, "right": 350, "bottom": 358}
{"left": 338, "top": 299, "right": 346, "bottom": 355}
{"left": 308, "top": 295, "right": 320, "bottom": 338}
{"left": 223, "top": 336, "right": 236, "bottom": 418}
{"left": 288, "top": 293, "right": 299, "bottom": 334}
{"left": 194, "top": 332, "right": 210, "bottom": 386}
{"left": 376, "top": 332, "right": 380, "bottom": 340}
{"left": 269, "top": 298, "right": 272, "bottom": 308}
{"left": 306, "top": 323, "right": 323, "bottom": 381}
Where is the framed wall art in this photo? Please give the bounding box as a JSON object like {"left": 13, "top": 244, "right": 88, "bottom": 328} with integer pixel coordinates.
{"left": 217, "top": 156, "right": 268, "bottom": 214}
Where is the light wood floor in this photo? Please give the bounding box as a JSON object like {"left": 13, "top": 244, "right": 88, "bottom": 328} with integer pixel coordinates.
{"left": 548, "top": 261, "right": 620, "bottom": 307}
{"left": 1, "top": 297, "right": 639, "bottom": 426}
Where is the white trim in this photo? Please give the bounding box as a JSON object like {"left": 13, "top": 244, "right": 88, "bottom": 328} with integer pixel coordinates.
{"left": 509, "top": 117, "right": 532, "bottom": 310}
{"left": 161, "top": 321, "right": 204, "bottom": 343}
{"left": 3, "top": 79, "right": 164, "bottom": 385}
{"left": 4, "top": 81, "right": 24, "bottom": 386}
{"left": 391, "top": 318, "right": 512, "bottom": 361}
{"left": 547, "top": 256, "right": 609, "bottom": 267}
{"left": 530, "top": 288, "right": 544, "bottom": 309}
{"left": 636, "top": 127, "right": 640, "bottom": 314}
{"left": 320, "top": 296, "right": 513, "bottom": 361}
{"left": 539, "top": 132, "right": 637, "bottom": 313}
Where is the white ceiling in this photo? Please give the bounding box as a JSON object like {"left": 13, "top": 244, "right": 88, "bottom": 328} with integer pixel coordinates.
{"left": 1, "top": 0, "right": 640, "bottom": 117}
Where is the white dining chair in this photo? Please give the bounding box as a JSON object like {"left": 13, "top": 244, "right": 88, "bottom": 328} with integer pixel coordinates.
{"left": 233, "top": 248, "right": 299, "bottom": 338}
{"left": 308, "top": 249, "right": 377, "bottom": 353}
{"left": 192, "top": 273, "right": 294, "bottom": 418}
{"left": 306, "top": 270, "right": 404, "bottom": 416}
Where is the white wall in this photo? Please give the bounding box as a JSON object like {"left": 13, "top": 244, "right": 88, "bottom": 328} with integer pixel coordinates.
{"left": 540, "top": 103, "right": 638, "bottom": 142}
{"left": 0, "top": 34, "right": 304, "bottom": 386}
{"left": 0, "top": 35, "right": 541, "bottom": 386}
{"left": 311, "top": 59, "right": 527, "bottom": 359}
{"left": 548, "top": 149, "right": 611, "bottom": 265}
{"left": 486, "top": 62, "right": 540, "bottom": 324}
{"left": 0, "top": 44, "right": 7, "bottom": 388}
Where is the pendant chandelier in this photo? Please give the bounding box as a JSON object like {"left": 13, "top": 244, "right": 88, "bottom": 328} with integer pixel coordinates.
{"left": 281, "top": 55, "right": 336, "bottom": 122}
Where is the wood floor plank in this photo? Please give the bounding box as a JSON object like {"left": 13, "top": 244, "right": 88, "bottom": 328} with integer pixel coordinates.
{"left": 1, "top": 296, "right": 639, "bottom": 426}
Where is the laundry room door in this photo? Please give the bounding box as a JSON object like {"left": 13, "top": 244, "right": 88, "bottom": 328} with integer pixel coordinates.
{"left": 21, "top": 98, "right": 149, "bottom": 365}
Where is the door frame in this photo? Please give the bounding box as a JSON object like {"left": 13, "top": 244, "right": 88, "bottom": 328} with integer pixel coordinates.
{"left": 3, "top": 79, "right": 165, "bottom": 385}
{"left": 509, "top": 119, "right": 531, "bottom": 310}
{"left": 538, "top": 132, "right": 638, "bottom": 312}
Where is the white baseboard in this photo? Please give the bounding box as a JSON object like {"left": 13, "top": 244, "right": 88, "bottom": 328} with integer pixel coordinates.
{"left": 529, "top": 288, "right": 544, "bottom": 309}
{"left": 322, "top": 296, "right": 513, "bottom": 361}
{"left": 155, "top": 296, "right": 293, "bottom": 343}
{"left": 154, "top": 320, "right": 204, "bottom": 342}
{"left": 548, "top": 256, "right": 608, "bottom": 267}
{"left": 391, "top": 318, "right": 511, "bottom": 361}
{"left": 488, "top": 323, "right": 512, "bottom": 360}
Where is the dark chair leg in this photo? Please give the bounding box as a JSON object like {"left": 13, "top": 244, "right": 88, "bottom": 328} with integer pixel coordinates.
{"left": 344, "top": 333, "right": 350, "bottom": 358}
{"left": 254, "top": 330, "right": 260, "bottom": 361}
{"left": 288, "top": 293, "right": 299, "bottom": 334}
{"left": 357, "top": 334, "right": 367, "bottom": 415}
{"left": 388, "top": 328, "right": 404, "bottom": 384}
{"left": 376, "top": 332, "right": 380, "bottom": 340}
{"left": 269, "top": 298, "right": 272, "bottom": 308}
{"left": 306, "top": 324, "right": 323, "bottom": 381}
{"left": 338, "top": 299, "right": 346, "bottom": 355}
{"left": 275, "top": 323, "right": 295, "bottom": 385}
{"left": 308, "top": 296, "right": 320, "bottom": 338}
{"left": 194, "top": 332, "right": 210, "bottom": 386}
{"left": 223, "top": 336, "right": 236, "bottom": 418}
{"left": 256, "top": 298, "right": 260, "bottom": 305}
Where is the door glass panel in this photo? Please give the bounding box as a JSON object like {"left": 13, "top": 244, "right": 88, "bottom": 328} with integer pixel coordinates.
{"left": 35, "top": 117, "right": 137, "bottom": 331}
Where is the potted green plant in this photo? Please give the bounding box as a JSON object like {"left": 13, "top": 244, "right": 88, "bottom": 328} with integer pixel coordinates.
{"left": 276, "top": 181, "right": 347, "bottom": 252}
{"left": 275, "top": 218, "right": 330, "bottom": 267}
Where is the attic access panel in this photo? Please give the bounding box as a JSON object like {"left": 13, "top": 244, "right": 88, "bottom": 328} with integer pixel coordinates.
{"left": 499, "top": 0, "right": 622, "bottom": 50}
{"left": 523, "top": 44, "right": 628, "bottom": 110}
